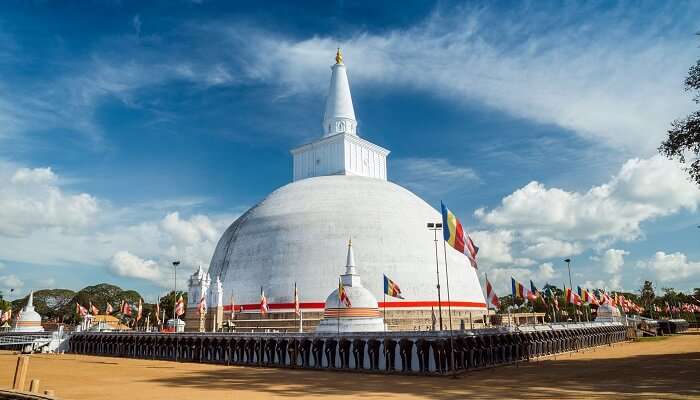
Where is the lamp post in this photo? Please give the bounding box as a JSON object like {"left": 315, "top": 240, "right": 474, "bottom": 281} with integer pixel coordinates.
{"left": 172, "top": 261, "right": 180, "bottom": 322}
{"left": 564, "top": 258, "right": 573, "bottom": 290}
{"left": 427, "top": 222, "right": 443, "bottom": 331}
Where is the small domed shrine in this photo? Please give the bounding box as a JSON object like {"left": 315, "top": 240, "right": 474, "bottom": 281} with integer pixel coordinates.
{"left": 13, "top": 292, "right": 44, "bottom": 333}
{"left": 595, "top": 303, "right": 622, "bottom": 323}
{"left": 316, "top": 241, "right": 385, "bottom": 333}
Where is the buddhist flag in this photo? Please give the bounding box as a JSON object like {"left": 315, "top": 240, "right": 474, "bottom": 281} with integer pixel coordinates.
{"left": 441, "top": 202, "right": 478, "bottom": 269}
{"left": 90, "top": 302, "right": 99, "bottom": 316}
{"left": 338, "top": 278, "right": 351, "bottom": 307}
{"left": 383, "top": 275, "right": 404, "bottom": 299}
{"left": 175, "top": 296, "right": 185, "bottom": 317}
{"left": 106, "top": 303, "right": 113, "bottom": 315}
{"left": 485, "top": 278, "right": 500, "bottom": 309}
{"left": 511, "top": 277, "right": 530, "bottom": 301}
{"left": 293, "top": 282, "right": 301, "bottom": 316}
{"left": 260, "top": 287, "right": 269, "bottom": 315}
{"left": 76, "top": 302, "right": 88, "bottom": 317}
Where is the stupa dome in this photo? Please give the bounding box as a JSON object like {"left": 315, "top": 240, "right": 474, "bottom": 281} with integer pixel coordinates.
{"left": 209, "top": 175, "right": 486, "bottom": 312}
{"left": 13, "top": 292, "right": 44, "bottom": 333}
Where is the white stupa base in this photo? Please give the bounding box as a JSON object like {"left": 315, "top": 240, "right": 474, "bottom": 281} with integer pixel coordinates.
{"left": 12, "top": 325, "right": 44, "bottom": 333}
{"left": 315, "top": 317, "right": 386, "bottom": 333}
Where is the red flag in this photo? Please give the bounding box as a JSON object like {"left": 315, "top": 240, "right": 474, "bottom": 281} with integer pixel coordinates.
{"left": 155, "top": 300, "right": 161, "bottom": 325}
{"left": 175, "top": 296, "right": 185, "bottom": 317}
{"left": 90, "top": 302, "right": 99, "bottom": 316}
{"left": 485, "top": 279, "right": 500, "bottom": 308}
{"left": 76, "top": 302, "right": 88, "bottom": 317}
{"left": 136, "top": 299, "right": 143, "bottom": 321}
{"left": 260, "top": 288, "right": 269, "bottom": 315}
{"left": 105, "top": 303, "right": 113, "bottom": 315}
{"left": 198, "top": 296, "right": 207, "bottom": 316}
{"left": 121, "top": 300, "right": 132, "bottom": 316}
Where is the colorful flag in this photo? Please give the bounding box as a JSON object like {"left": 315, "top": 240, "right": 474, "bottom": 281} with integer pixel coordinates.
{"left": 106, "top": 303, "right": 113, "bottom": 315}
{"left": 486, "top": 278, "right": 500, "bottom": 309}
{"left": 175, "top": 295, "right": 185, "bottom": 317}
{"left": 441, "top": 202, "right": 479, "bottom": 269}
{"left": 1, "top": 310, "right": 10, "bottom": 323}
{"left": 338, "top": 279, "right": 351, "bottom": 307}
{"left": 90, "top": 302, "right": 99, "bottom": 316}
{"left": 260, "top": 287, "right": 269, "bottom": 315}
{"left": 293, "top": 283, "right": 301, "bottom": 316}
{"left": 383, "top": 275, "right": 404, "bottom": 299}
{"left": 76, "top": 302, "right": 88, "bottom": 317}
{"left": 511, "top": 277, "right": 530, "bottom": 301}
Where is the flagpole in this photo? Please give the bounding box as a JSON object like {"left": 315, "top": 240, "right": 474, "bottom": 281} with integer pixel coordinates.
{"left": 428, "top": 223, "right": 444, "bottom": 331}
{"left": 383, "top": 291, "right": 386, "bottom": 333}
{"left": 441, "top": 237, "right": 456, "bottom": 377}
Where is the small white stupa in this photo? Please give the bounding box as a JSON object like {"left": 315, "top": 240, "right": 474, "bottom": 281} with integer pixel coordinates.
{"left": 316, "top": 240, "right": 385, "bottom": 333}
{"left": 595, "top": 303, "right": 622, "bottom": 323}
{"left": 13, "top": 291, "right": 44, "bottom": 332}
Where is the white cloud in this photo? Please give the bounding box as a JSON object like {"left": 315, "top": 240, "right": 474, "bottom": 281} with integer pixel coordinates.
{"left": 638, "top": 251, "right": 700, "bottom": 283}
{"left": 0, "top": 163, "right": 234, "bottom": 288}
{"left": 3, "top": 4, "right": 696, "bottom": 154}
{"left": 240, "top": 4, "right": 697, "bottom": 154}
{"left": 581, "top": 275, "right": 622, "bottom": 291}
{"left": 0, "top": 166, "right": 98, "bottom": 237}
{"left": 522, "top": 237, "right": 583, "bottom": 259}
{"left": 471, "top": 230, "right": 518, "bottom": 265}
{"left": 0, "top": 274, "right": 24, "bottom": 290}
{"left": 392, "top": 158, "right": 478, "bottom": 194}
{"left": 595, "top": 248, "right": 629, "bottom": 274}
{"left": 475, "top": 156, "right": 700, "bottom": 244}
{"left": 110, "top": 251, "right": 161, "bottom": 282}
{"left": 483, "top": 262, "right": 560, "bottom": 295}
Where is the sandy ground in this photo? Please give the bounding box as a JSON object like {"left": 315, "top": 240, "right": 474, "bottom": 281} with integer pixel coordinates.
{"left": 1, "top": 334, "right": 699, "bottom": 400}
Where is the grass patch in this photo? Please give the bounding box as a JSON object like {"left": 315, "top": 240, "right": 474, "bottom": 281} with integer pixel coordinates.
{"left": 638, "top": 336, "right": 670, "bottom": 342}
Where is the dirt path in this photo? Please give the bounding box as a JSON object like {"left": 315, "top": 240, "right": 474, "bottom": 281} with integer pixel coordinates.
{"left": 2, "top": 334, "right": 699, "bottom": 399}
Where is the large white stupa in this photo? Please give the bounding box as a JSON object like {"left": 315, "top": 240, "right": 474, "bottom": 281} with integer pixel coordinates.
{"left": 207, "top": 49, "right": 486, "bottom": 331}
{"left": 13, "top": 292, "right": 44, "bottom": 333}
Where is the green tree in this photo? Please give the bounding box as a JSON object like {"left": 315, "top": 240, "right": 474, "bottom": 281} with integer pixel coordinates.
{"left": 659, "top": 36, "right": 700, "bottom": 184}
{"left": 639, "top": 280, "right": 655, "bottom": 316}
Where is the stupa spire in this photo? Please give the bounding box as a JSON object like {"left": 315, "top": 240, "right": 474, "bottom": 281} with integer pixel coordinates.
{"left": 323, "top": 48, "right": 357, "bottom": 137}
{"left": 342, "top": 239, "right": 361, "bottom": 287}
{"left": 27, "top": 291, "right": 34, "bottom": 309}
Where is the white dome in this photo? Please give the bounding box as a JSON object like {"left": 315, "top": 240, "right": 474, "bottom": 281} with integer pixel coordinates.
{"left": 595, "top": 303, "right": 622, "bottom": 322}
{"left": 13, "top": 292, "right": 43, "bottom": 333}
{"left": 209, "top": 175, "right": 486, "bottom": 313}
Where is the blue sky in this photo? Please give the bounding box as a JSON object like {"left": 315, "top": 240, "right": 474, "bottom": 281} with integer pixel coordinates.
{"left": 1, "top": 0, "right": 700, "bottom": 301}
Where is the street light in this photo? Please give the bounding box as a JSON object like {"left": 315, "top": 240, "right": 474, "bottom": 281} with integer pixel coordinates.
{"left": 564, "top": 258, "right": 573, "bottom": 290}
{"left": 172, "top": 261, "right": 180, "bottom": 322}
{"left": 427, "top": 222, "right": 444, "bottom": 331}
